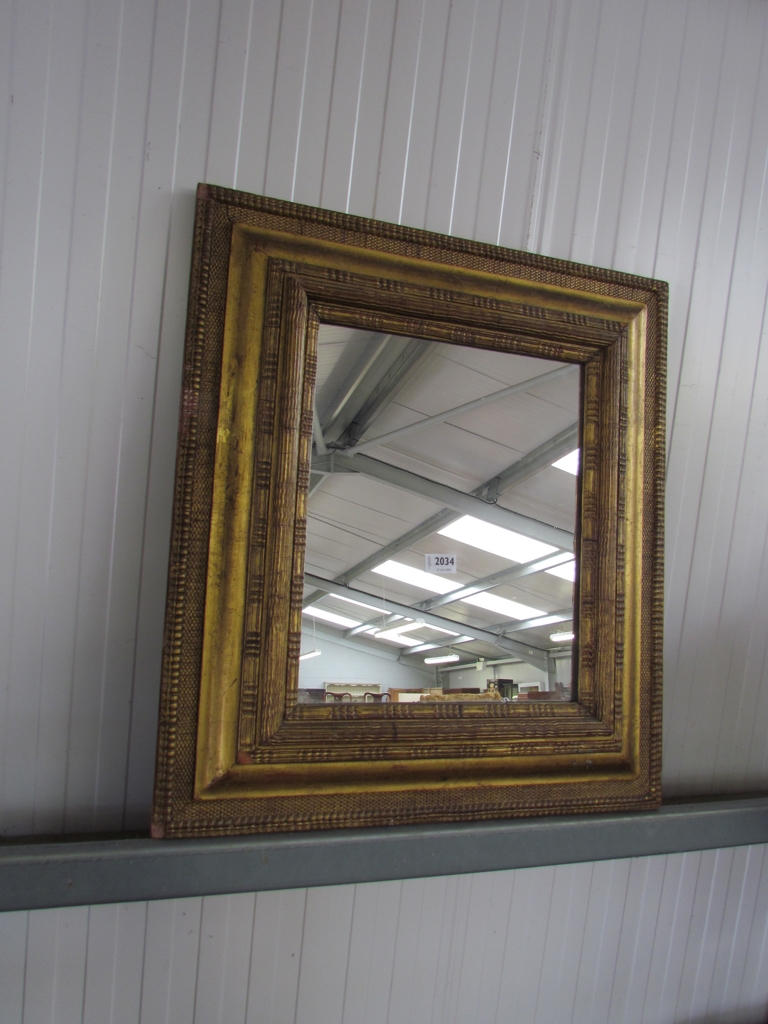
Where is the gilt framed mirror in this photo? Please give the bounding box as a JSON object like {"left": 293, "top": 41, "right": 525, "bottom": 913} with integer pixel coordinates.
{"left": 152, "top": 184, "right": 665, "bottom": 838}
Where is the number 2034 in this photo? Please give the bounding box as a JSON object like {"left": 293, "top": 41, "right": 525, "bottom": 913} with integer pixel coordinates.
{"left": 424, "top": 554, "right": 457, "bottom": 574}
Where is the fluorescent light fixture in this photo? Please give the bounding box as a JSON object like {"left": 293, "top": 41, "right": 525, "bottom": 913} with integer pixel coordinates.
{"left": 331, "top": 593, "right": 392, "bottom": 615}
{"left": 550, "top": 630, "right": 575, "bottom": 642}
{"left": 545, "top": 557, "right": 576, "bottom": 582}
{"left": 381, "top": 622, "right": 461, "bottom": 640}
{"left": 407, "top": 635, "right": 476, "bottom": 654}
{"left": 385, "top": 619, "right": 424, "bottom": 636}
{"left": 373, "top": 558, "right": 544, "bottom": 621}
{"left": 512, "top": 613, "right": 568, "bottom": 630}
{"left": 375, "top": 632, "right": 423, "bottom": 647}
{"left": 364, "top": 616, "right": 405, "bottom": 634}
{"left": 463, "top": 591, "right": 544, "bottom": 620}
{"left": 552, "top": 449, "right": 579, "bottom": 475}
{"left": 374, "top": 619, "right": 426, "bottom": 646}
{"left": 303, "top": 605, "right": 361, "bottom": 629}
{"left": 299, "top": 649, "right": 321, "bottom": 661}
{"left": 438, "top": 515, "right": 556, "bottom": 564}
{"left": 372, "top": 560, "right": 461, "bottom": 594}
{"left": 424, "top": 653, "right": 461, "bottom": 664}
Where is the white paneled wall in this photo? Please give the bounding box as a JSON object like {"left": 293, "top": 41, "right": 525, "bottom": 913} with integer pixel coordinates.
{"left": 3, "top": 0, "right": 768, "bottom": 1018}
{"left": 2, "top": 850, "right": 768, "bottom": 1024}
{"left": 3, "top": 0, "right": 768, "bottom": 834}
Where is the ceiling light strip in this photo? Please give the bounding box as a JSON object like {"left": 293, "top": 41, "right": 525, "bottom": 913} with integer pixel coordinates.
{"left": 303, "top": 572, "right": 548, "bottom": 670}
{"left": 310, "top": 452, "right": 575, "bottom": 552}
{"left": 416, "top": 551, "right": 574, "bottom": 612}
{"left": 302, "top": 423, "right": 579, "bottom": 609}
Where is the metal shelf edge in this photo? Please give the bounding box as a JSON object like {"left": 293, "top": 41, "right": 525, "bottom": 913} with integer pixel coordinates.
{"left": 2, "top": 797, "right": 767, "bottom": 912}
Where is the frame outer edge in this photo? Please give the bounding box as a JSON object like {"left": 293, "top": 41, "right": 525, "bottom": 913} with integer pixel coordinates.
{"left": 152, "top": 185, "right": 667, "bottom": 837}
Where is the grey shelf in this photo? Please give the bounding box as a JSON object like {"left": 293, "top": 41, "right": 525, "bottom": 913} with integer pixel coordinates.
{"left": 2, "top": 796, "right": 767, "bottom": 912}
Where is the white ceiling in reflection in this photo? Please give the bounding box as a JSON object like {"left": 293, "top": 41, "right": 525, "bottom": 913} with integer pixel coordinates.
{"left": 303, "top": 325, "right": 580, "bottom": 669}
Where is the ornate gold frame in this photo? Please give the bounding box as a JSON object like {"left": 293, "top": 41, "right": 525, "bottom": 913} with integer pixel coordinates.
{"left": 152, "top": 184, "right": 665, "bottom": 838}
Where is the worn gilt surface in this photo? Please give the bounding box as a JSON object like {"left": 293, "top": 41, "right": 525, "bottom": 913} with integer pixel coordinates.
{"left": 152, "top": 185, "right": 665, "bottom": 838}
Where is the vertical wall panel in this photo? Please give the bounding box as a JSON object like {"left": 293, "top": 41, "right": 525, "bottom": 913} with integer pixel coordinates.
{"left": 63, "top": 0, "right": 159, "bottom": 834}
{"left": 430, "top": 874, "right": 475, "bottom": 1024}
{"left": 450, "top": 871, "right": 514, "bottom": 1024}
{"left": 533, "top": 862, "right": 595, "bottom": 1022}
{"left": 738, "top": 848, "right": 768, "bottom": 1017}
{"left": 386, "top": 876, "right": 451, "bottom": 1023}
{"left": 291, "top": 0, "right": 344, "bottom": 208}
{"left": 23, "top": 906, "right": 89, "bottom": 1024}
{"left": 122, "top": 0, "right": 227, "bottom": 828}
{"left": 193, "top": 894, "right": 256, "bottom": 1024}
{"left": 662, "top": 2, "right": 768, "bottom": 794}
{"left": 537, "top": 0, "right": 607, "bottom": 261}
{"left": 0, "top": 0, "right": 69, "bottom": 835}
{"left": 341, "top": 0, "right": 399, "bottom": 218}
{"left": 394, "top": 0, "right": 453, "bottom": 231}
{"left": 707, "top": 844, "right": 766, "bottom": 1019}
{"left": 263, "top": 0, "right": 318, "bottom": 202}
{"left": 373, "top": 0, "right": 428, "bottom": 225}
{"left": 423, "top": 0, "right": 484, "bottom": 235}
{"left": 82, "top": 903, "right": 146, "bottom": 1024}
{"left": 294, "top": 885, "right": 355, "bottom": 1024}
{"left": 0, "top": 911, "right": 28, "bottom": 1024}
{"left": 494, "top": 864, "right": 554, "bottom": 1022}
{"left": 570, "top": 859, "right": 632, "bottom": 1023}
{"left": 674, "top": 848, "right": 736, "bottom": 1020}
{"left": 225, "top": 0, "right": 290, "bottom": 196}
{"left": 641, "top": 851, "right": 702, "bottom": 1023}
{"left": 340, "top": 879, "right": 401, "bottom": 1024}
{"left": 245, "top": 888, "right": 306, "bottom": 1024}
{"left": 472, "top": 0, "right": 542, "bottom": 247}
{"left": 138, "top": 896, "right": 202, "bottom": 1024}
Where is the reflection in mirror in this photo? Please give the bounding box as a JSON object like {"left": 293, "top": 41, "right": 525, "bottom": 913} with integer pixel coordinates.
{"left": 299, "top": 326, "right": 580, "bottom": 706}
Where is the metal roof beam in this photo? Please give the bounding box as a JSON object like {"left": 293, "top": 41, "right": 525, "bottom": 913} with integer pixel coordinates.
{"left": 303, "top": 573, "right": 548, "bottom": 671}
{"left": 346, "top": 612, "right": 403, "bottom": 637}
{"left": 300, "top": 621, "right": 415, "bottom": 663}
{"left": 345, "top": 364, "right": 576, "bottom": 455}
{"left": 311, "top": 452, "right": 575, "bottom": 551}
{"left": 402, "top": 636, "right": 476, "bottom": 654}
{"left": 307, "top": 473, "right": 327, "bottom": 500}
{"left": 319, "top": 333, "right": 394, "bottom": 442}
{"left": 482, "top": 421, "right": 578, "bottom": 502}
{"left": 337, "top": 338, "right": 434, "bottom": 448}
{"left": 312, "top": 406, "right": 328, "bottom": 455}
{"left": 320, "top": 335, "right": 433, "bottom": 446}
{"left": 415, "top": 551, "right": 574, "bottom": 612}
{"left": 498, "top": 608, "right": 573, "bottom": 633}
{"left": 303, "top": 423, "right": 580, "bottom": 608}
{"left": 301, "top": 509, "right": 458, "bottom": 609}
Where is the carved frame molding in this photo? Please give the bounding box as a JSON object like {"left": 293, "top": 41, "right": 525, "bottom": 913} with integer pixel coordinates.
{"left": 152, "top": 184, "right": 665, "bottom": 838}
